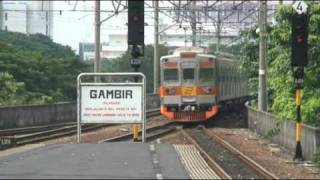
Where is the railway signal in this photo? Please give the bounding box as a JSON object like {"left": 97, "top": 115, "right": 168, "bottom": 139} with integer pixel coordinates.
{"left": 291, "top": 10, "right": 309, "bottom": 67}
{"left": 128, "top": 1, "right": 145, "bottom": 141}
{"left": 291, "top": 0, "right": 308, "bottom": 161}
{"left": 128, "top": 0, "right": 144, "bottom": 63}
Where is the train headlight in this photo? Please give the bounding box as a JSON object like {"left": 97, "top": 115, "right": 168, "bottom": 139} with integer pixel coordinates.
{"left": 166, "top": 87, "right": 176, "bottom": 95}
{"left": 202, "top": 87, "right": 212, "bottom": 94}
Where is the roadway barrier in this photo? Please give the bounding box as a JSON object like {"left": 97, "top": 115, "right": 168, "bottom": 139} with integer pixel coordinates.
{"left": 246, "top": 102, "right": 320, "bottom": 160}
{"left": 0, "top": 94, "right": 160, "bottom": 130}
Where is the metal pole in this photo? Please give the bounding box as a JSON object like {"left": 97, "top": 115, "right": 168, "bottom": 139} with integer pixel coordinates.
{"left": 153, "top": 0, "right": 159, "bottom": 94}
{"left": 77, "top": 76, "right": 81, "bottom": 143}
{"left": 258, "top": 0, "right": 268, "bottom": 111}
{"left": 133, "top": 66, "right": 139, "bottom": 142}
{"left": 216, "top": 10, "right": 221, "bottom": 53}
{"left": 142, "top": 75, "right": 146, "bottom": 143}
{"left": 184, "top": 28, "right": 187, "bottom": 47}
{"left": 294, "top": 67, "right": 304, "bottom": 160}
{"left": 0, "top": 0, "right": 3, "bottom": 30}
{"left": 191, "top": 0, "right": 196, "bottom": 47}
{"left": 94, "top": 0, "right": 101, "bottom": 82}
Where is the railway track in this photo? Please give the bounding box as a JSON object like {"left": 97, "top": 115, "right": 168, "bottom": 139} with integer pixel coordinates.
{"left": 0, "top": 122, "right": 76, "bottom": 136}
{"left": 98, "top": 121, "right": 177, "bottom": 143}
{"left": 0, "top": 109, "right": 161, "bottom": 150}
{"left": 180, "top": 125, "right": 278, "bottom": 179}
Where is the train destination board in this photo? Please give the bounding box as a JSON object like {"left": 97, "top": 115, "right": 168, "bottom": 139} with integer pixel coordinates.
{"left": 80, "top": 85, "right": 142, "bottom": 123}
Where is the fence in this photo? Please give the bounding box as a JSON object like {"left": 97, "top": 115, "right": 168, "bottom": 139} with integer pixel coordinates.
{"left": 0, "top": 94, "right": 160, "bottom": 130}
{"left": 246, "top": 103, "right": 320, "bottom": 160}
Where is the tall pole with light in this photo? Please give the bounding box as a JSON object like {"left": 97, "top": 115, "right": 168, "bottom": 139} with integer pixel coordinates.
{"left": 128, "top": 0, "right": 144, "bottom": 142}
{"left": 291, "top": 1, "right": 309, "bottom": 161}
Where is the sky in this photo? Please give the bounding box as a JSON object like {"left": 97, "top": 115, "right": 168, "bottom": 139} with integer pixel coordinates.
{"left": 52, "top": 1, "right": 293, "bottom": 53}
{"left": 53, "top": 1, "right": 156, "bottom": 53}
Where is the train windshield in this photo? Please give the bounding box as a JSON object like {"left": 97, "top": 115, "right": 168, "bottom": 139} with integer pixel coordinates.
{"left": 199, "top": 68, "right": 214, "bottom": 83}
{"left": 164, "top": 69, "right": 178, "bottom": 82}
{"left": 183, "top": 68, "right": 194, "bottom": 81}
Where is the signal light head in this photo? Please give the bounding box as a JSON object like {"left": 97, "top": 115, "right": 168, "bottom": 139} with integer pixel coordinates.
{"left": 133, "top": 15, "right": 139, "bottom": 21}
{"left": 296, "top": 35, "right": 304, "bottom": 44}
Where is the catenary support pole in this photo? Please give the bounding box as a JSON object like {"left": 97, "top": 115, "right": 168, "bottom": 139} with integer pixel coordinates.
{"left": 191, "top": 0, "right": 196, "bottom": 46}
{"left": 94, "top": 0, "right": 101, "bottom": 82}
{"left": 216, "top": 9, "right": 221, "bottom": 53}
{"left": 258, "top": 0, "right": 268, "bottom": 111}
{"left": 153, "top": 0, "right": 159, "bottom": 94}
{"left": 0, "top": 0, "right": 3, "bottom": 30}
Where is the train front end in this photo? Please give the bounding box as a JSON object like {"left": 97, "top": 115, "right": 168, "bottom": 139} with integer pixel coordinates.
{"left": 159, "top": 48, "right": 218, "bottom": 122}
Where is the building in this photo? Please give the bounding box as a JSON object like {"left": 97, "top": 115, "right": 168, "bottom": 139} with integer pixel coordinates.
{"left": 79, "top": 42, "right": 95, "bottom": 61}
{"left": 27, "top": 1, "right": 53, "bottom": 37}
{"left": 1, "top": 2, "right": 28, "bottom": 34}
{"left": 101, "top": 30, "right": 127, "bottom": 59}
{"left": 79, "top": 30, "right": 127, "bottom": 61}
{"left": 0, "top": 1, "right": 53, "bottom": 38}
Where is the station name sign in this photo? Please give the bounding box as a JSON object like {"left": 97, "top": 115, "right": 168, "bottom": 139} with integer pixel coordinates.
{"left": 81, "top": 85, "right": 142, "bottom": 123}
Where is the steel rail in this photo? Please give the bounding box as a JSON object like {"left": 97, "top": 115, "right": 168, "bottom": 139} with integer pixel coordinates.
{"left": 182, "top": 125, "right": 278, "bottom": 179}
{"left": 98, "top": 121, "right": 176, "bottom": 143}
{"left": 179, "top": 127, "right": 232, "bottom": 180}
{"left": 0, "top": 109, "right": 161, "bottom": 149}
{"left": 200, "top": 126, "right": 278, "bottom": 179}
{"left": 0, "top": 122, "right": 76, "bottom": 136}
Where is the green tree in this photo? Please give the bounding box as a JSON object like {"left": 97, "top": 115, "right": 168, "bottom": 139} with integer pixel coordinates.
{"left": 0, "top": 31, "right": 90, "bottom": 105}
{"left": 240, "top": 3, "right": 320, "bottom": 125}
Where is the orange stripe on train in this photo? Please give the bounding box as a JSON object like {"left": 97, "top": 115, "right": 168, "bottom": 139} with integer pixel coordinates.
{"left": 159, "top": 86, "right": 181, "bottom": 97}
{"left": 180, "top": 52, "right": 196, "bottom": 58}
{"left": 163, "top": 61, "right": 177, "bottom": 68}
{"left": 199, "top": 61, "right": 215, "bottom": 67}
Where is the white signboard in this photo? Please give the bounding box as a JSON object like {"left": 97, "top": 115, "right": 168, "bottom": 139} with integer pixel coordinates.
{"left": 81, "top": 85, "right": 142, "bottom": 123}
{"left": 292, "top": 1, "right": 308, "bottom": 14}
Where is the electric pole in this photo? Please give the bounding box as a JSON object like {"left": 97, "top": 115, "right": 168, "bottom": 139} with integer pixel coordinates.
{"left": 191, "top": 0, "right": 196, "bottom": 46}
{"left": 94, "top": 0, "right": 101, "bottom": 82}
{"left": 153, "top": 0, "right": 159, "bottom": 94}
{"left": 216, "top": 9, "right": 222, "bottom": 53}
{"left": 258, "top": 0, "right": 268, "bottom": 111}
{"left": 0, "top": 0, "right": 3, "bottom": 30}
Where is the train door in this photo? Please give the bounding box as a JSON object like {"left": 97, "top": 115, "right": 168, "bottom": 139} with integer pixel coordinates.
{"left": 180, "top": 61, "right": 197, "bottom": 105}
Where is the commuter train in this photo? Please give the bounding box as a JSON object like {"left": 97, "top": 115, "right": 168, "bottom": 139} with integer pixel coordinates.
{"left": 159, "top": 47, "right": 248, "bottom": 122}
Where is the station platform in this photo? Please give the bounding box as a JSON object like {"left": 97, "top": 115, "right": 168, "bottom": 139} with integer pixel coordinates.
{"left": 0, "top": 143, "right": 190, "bottom": 179}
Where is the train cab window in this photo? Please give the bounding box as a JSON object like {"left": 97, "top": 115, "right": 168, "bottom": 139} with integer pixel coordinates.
{"left": 199, "top": 68, "right": 214, "bottom": 83}
{"left": 164, "top": 69, "right": 178, "bottom": 82}
{"left": 183, "top": 68, "right": 194, "bottom": 81}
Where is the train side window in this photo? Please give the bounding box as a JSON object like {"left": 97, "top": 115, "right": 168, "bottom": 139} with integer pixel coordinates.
{"left": 183, "top": 68, "right": 194, "bottom": 81}
{"left": 164, "top": 69, "right": 178, "bottom": 82}
{"left": 199, "top": 68, "right": 214, "bottom": 83}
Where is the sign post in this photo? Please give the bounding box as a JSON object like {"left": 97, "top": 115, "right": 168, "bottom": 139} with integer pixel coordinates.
{"left": 77, "top": 72, "right": 146, "bottom": 143}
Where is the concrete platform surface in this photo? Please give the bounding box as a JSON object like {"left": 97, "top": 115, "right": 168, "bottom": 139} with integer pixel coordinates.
{"left": 0, "top": 143, "right": 190, "bottom": 179}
